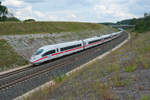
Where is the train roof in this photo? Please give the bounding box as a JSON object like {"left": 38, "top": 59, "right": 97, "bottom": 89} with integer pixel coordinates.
{"left": 100, "top": 34, "right": 111, "bottom": 38}
{"left": 84, "top": 36, "right": 99, "bottom": 41}
{"left": 39, "top": 40, "right": 82, "bottom": 51}
{"left": 111, "top": 31, "right": 122, "bottom": 35}
{"left": 84, "top": 34, "right": 112, "bottom": 42}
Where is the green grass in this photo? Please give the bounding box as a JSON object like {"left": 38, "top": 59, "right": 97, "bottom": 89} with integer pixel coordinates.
{"left": 141, "top": 95, "right": 150, "bottom": 100}
{"left": 54, "top": 74, "right": 66, "bottom": 83}
{"left": 0, "top": 39, "right": 28, "bottom": 71}
{"left": 124, "top": 65, "right": 137, "bottom": 72}
{"left": 0, "top": 21, "right": 113, "bottom": 35}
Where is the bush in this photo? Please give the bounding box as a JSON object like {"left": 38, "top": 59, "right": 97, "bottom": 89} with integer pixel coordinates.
{"left": 24, "top": 19, "right": 36, "bottom": 22}
{"left": 7, "top": 17, "right": 20, "bottom": 22}
{"left": 0, "top": 16, "right": 7, "bottom": 21}
{"left": 54, "top": 74, "right": 66, "bottom": 83}
{"left": 0, "top": 16, "right": 20, "bottom": 22}
{"left": 135, "top": 16, "right": 150, "bottom": 33}
{"left": 124, "top": 65, "right": 137, "bottom": 72}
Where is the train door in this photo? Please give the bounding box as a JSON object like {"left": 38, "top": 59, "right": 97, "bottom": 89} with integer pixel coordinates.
{"left": 82, "top": 40, "right": 86, "bottom": 49}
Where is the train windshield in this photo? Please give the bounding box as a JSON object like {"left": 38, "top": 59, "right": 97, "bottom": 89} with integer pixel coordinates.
{"left": 34, "top": 49, "right": 44, "bottom": 55}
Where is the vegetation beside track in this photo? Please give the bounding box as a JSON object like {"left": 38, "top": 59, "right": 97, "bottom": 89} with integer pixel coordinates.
{"left": 0, "top": 39, "right": 28, "bottom": 72}
{"left": 24, "top": 31, "right": 150, "bottom": 100}
{"left": 0, "top": 22, "right": 116, "bottom": 35}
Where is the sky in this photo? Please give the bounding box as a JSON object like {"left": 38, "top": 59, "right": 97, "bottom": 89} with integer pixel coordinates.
{"left": 1, "top": 0, "right": 150, "bottom": 22}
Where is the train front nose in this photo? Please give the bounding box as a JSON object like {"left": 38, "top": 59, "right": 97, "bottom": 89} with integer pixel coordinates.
{"left": 29, "top": 55, "right": 43, "bottom": 64}
{"left": 29, "top": 56, "right": 37, "bottom": 63}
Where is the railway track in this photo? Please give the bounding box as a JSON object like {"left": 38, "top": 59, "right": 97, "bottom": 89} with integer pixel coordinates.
{"left": 0, "top": 65, "right": 33, "bottom": 79}
{"left": 0, "top": 31, "right": 128, "bottom": 100}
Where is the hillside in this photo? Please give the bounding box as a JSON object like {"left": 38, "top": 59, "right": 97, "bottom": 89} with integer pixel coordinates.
{"left": 0, "top": 22, "right": 115, "bottom": 35}
{"left": 26, "top": 31, "right": 150, "bottom": 100}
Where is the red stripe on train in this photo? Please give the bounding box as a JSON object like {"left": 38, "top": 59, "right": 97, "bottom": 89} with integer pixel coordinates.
{"left": 33, "top": 56, "right": 48, "bottom": 63}
{"left": 33, "top": 46, "right": 83, "bottom": 63}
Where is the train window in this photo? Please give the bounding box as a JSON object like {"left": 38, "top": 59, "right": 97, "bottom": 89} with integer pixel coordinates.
{"left": 60, "top": 44, "right": 81, "bottom": 51}
{"left": 42, "top": 50, "right": 56, "bottom": 57}
{"left": 34, "top": 49, "right": 44, "bottom": 55}
{"left": 88, "top": 39, "right": 102, "bottom": 44}
{"left": 104, "top": 37, "right": 110, "bottom": 40}
{"left": 56, "top": 48, "right": 59, "bottom": 52}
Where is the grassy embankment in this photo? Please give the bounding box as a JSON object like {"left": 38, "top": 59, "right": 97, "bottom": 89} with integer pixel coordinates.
{"left": 25, "top": 31, "right": 150, "bottom": 100}
{"left": 0, "top": 22, "right": 115, "bottom": 35}
{"left": 0, "top": 39, "right": 28, "bottom": 71}
{"left": 0, "top": 22, "right": 115, "bottom": 72}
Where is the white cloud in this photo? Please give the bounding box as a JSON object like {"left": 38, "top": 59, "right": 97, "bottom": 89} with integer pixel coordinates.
{"left": 15, "top": 6, "right": 34, "bottom": 19}
{"left": 45, "top": 12, "right": 79, "bottom": 21}
{"left": 23, "top": 0, "right": 46, "bottom": 3}
{"left": 3, "top": 0, "right": 25, "bottom": 7}
{"left": 71, "top": 14, "right": 77, "bottom": 18}
{"left": 93, "top": 0, "right": 138, "bottom": 22}
{"left": 3, "top": 0, "right": 36, "bottom": 20}
{"left": 34, "top": 11, "right": 45, "bottom": 18}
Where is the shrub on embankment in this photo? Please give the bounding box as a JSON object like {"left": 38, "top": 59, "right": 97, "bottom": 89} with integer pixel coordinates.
{"left": 134, "top": 16, "right": 150, "bottom": 33}
{"left": 0, "top": 39, "right": 28, "bottom": 71}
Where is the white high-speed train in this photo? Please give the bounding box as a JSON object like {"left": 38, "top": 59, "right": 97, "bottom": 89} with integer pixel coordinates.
{"left": 29, "top": 31, "right": 122, "bottom": 64}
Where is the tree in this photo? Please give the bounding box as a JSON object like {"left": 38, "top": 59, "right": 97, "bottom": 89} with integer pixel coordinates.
{"left": 0, "top": 1, "right": 20, "bottom": 22}
{"left": 0, "top": 2, "right": 8, "bottom": 17}
{"left": 130, "top": 18, "right": 137, "bottom": 25}
{"left": 144, "top": 13, "right": 148, "bottom": 17}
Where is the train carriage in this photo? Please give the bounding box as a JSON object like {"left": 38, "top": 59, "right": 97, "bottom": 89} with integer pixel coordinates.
{"left": 83, "top": 36, "right": 104, "bottom": 49}
{"left": 111, "top": 31, "right": 122, "bottom": 39}
{"left": 30, "top": 40, "right": 83, "bottom": 64}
